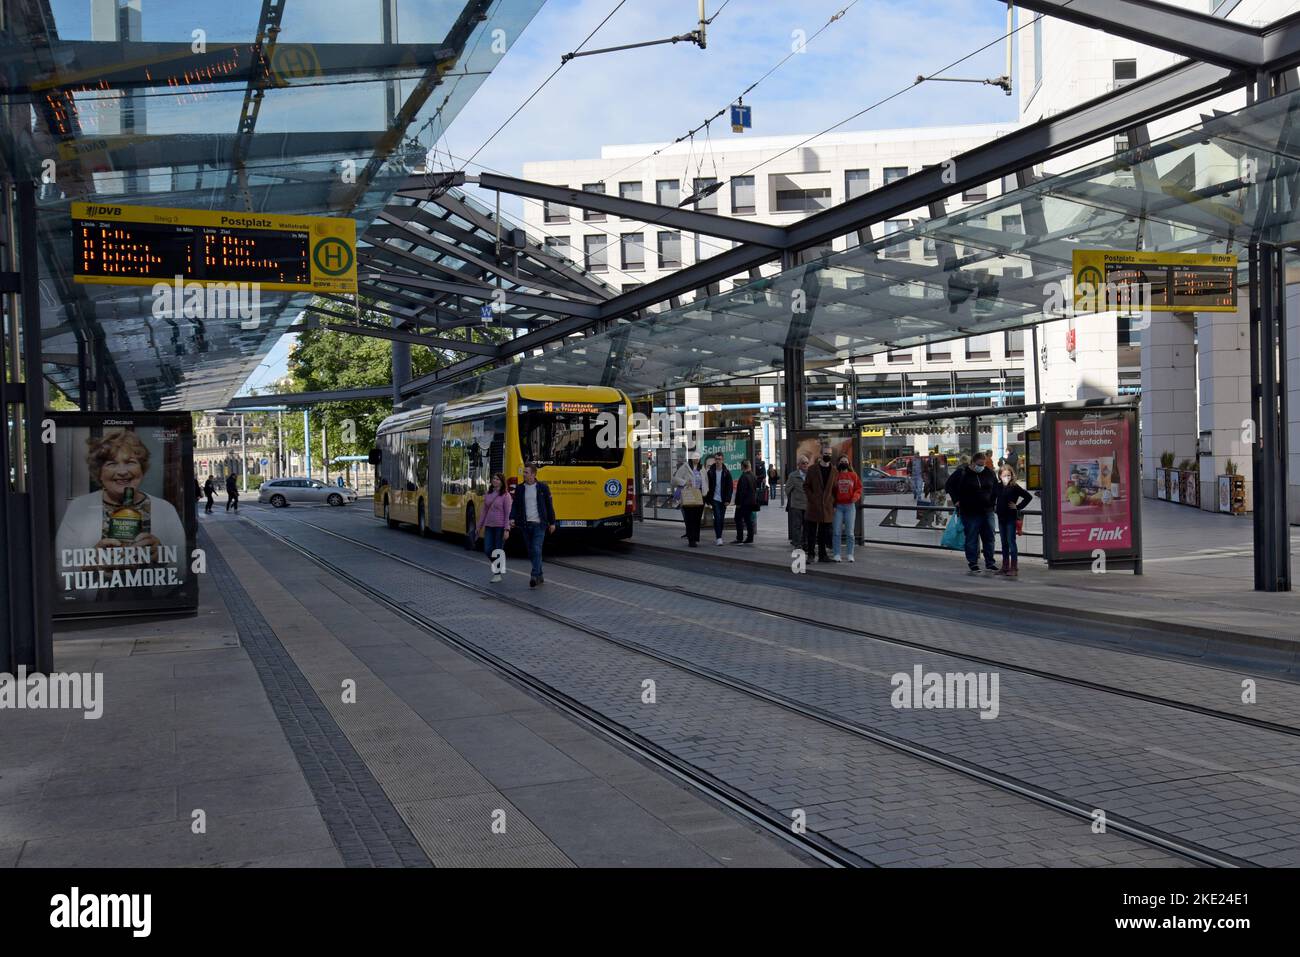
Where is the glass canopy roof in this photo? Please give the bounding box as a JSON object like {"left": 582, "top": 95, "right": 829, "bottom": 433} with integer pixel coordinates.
{"left": 433, "top": 85, "right": 1298, "bottom": 402}
{"left": 1, "top": 0, "right": 546, "bottom": 409}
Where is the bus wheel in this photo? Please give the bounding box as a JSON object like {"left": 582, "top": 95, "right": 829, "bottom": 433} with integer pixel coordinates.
{"left": 384, "top": 497, "right": 398, "bottom": 529}
{"left": 464, "top": 504, "right": 477, "bottom": 550}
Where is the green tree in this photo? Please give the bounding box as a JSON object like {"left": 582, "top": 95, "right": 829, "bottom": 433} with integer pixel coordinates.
{"left": 280, "top": 299, "right": 448, "bottom": 471}
{"left": 278, "top": 297, "right": 515, "bottom": 476}
{"left": 49, "top": 385, "right": 79, "bottom": 411}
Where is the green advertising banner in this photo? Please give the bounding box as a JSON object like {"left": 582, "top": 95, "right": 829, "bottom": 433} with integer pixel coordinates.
{"left": 697, "top": 433, "right": 751, "bottom": 471}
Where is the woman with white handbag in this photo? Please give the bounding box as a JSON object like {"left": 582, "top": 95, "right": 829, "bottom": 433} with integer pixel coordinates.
{"left": 674, "top": 455, "right": 706, "bottom": 547}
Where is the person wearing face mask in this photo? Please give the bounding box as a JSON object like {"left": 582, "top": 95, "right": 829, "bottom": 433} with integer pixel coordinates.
{"left": 802, "top": 445, "right": 837, "bottom": 563}
{"left": 830, "top": 455, "right": 862, "bottom": 562}
{"left": 704, "top": 452, "right": 733, "bottom": 546}
{"left": 945, "top": 451, "right": 998, "bottom": 575}
{"left": 784, "top": 455, "right": 809, "bottom": 547}
{"left": 995, "top": 464, "right": 1034, "bottom": 577}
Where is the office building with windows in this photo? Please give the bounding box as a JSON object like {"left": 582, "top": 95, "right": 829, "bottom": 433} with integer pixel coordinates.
{"left": 522, "top": 124, "right": 1033, "bottom": 465}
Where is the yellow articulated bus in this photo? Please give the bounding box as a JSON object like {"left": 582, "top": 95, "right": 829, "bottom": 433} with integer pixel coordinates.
{"left": 370, "top": 385, "right": 635, "bottom": 544}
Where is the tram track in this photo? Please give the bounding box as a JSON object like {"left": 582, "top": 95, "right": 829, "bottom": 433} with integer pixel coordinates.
{"left": 244, "top": 511, "right": 1252, "bottom": 868}
{"left": 551, "top": 549, "right": 1300, "bottom": 740}
{"left": 242, "top": 513, "right": 863, "bottom": 868}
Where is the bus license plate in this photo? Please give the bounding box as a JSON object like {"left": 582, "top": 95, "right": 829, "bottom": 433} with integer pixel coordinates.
{"left": 558, "top": 520, "right": 588, "bottom": 528}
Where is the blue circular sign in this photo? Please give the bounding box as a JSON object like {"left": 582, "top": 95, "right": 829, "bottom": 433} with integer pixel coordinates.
{"left": 604, "top": 478, "right": 623, "bottom": 497}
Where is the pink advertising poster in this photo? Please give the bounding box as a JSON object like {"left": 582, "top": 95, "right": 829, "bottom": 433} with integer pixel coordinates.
{"left": 1055, "top": 414, "right": 1133, "bottom": 554}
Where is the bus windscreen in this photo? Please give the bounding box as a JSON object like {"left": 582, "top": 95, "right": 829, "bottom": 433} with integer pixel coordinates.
{"left": 518, "top": 402, "right": 625, "bottom": 468}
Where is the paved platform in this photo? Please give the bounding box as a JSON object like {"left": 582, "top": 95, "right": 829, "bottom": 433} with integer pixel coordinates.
{"left": 632, "top": 498, "right": 1300, "bottom": 663}
{"left": 237, "top": 503, "right": 1300, "bottom": 867}
{"left": 0, "top": 509, "right": 808, "bottom": 869}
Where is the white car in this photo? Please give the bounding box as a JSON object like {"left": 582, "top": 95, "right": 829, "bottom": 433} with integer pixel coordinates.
{"left": 258, "top": 477, "right": 358, "bottom": 507}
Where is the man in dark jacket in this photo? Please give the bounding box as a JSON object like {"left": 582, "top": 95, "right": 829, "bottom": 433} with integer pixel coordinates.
{"left": 945, "top": 452, "right": 998, "bottom": 574}
{"left": 784, "top": 455, "right": 810, "bottom": 546}
{"left": 509, "top": 463, "right": 557, "bottom": 587}
{"left": 802, "top": 445, "right": 837, "bottom": 562}
{"left": 225, "top": 473, "right": 239, "bottom": 512}
{"left": 923, "top": 453, "right": 950, "bottom": 527}
{"left": 704, "top": 452, "right": 733, "bottom": 546}
{"left": 732, "top": 459, "right": 757, "bottom": 544}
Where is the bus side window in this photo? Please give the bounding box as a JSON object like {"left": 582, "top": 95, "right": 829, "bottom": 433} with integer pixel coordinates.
{"left": 412, "top": 441, "right": 428, "bottom": 492}
{"left": 488, "top": 414, "right": 506, "bottom": 476}
{"left": 489, "top": 435, "right": 504, "bottom": 476}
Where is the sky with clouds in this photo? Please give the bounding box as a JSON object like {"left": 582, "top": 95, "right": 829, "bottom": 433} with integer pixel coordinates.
{"left": 446, "top": 0, "right": 1021, "bottom": 210}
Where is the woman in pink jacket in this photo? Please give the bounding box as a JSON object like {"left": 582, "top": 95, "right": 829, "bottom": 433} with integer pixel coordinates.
{"left": 477, "top": 472, "right": 513, "bottom": 583}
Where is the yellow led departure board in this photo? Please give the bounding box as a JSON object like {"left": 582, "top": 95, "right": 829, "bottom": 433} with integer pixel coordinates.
{"left": 1072, "top": 250, "right": 1238, "bottom": 314}
{"left": 71, "top": 203, "right": 356, "bottom": 293}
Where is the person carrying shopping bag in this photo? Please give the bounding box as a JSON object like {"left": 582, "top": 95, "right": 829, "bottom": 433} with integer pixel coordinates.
{"left": 674, "top": 455, "right": 706, "bottom": 547}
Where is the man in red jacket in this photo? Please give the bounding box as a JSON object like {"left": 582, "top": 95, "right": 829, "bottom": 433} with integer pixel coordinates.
{"left": 830, "top": 452, "right": 862, "bottom": 562}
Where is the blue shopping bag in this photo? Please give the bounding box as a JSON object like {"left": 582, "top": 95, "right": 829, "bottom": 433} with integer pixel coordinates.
{"left": 940, "top": 512, "right": 965, "bottom": 550}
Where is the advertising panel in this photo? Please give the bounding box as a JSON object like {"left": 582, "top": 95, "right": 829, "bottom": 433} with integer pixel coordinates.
{"left": 48, "top": 412, "right": 198, "bottom": 619}
{"left": 794, "top": 430, "right": 854, "bottom": 471}
{"left": 698, "top": 432, "right": 752, "bottom": 471}
{"left": 1043, "top": 408, "right": 1140, "bottom": 566}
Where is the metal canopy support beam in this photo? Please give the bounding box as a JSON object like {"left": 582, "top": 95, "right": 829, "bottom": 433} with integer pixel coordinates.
{"left": 392, "top": 21, "right": 1300, "bottom": 400}
{"left": 1248, "top": 70, "right": 1292, "bottom": 593}
{"left": 1011, "top": 0, "right": 1273, "bottom": 71}
{"left": 784, "top": 59, "right": 1240, "bottom": 253}
{"left": 299, "top": 308, "right": 500, "bottom": 356}
{"left": 369, "top": 211, "right": 604, "bottom": 301}
{"left": 226, "top": 0, "right": 286, "bottom": 210}
{"left": 367, "top": 272, "right": 603, "bottom": 319}
{"left": 341, "top": 0, "right": 492, "bottom": 213}
{"left": 2, "top": 39, "right": 462, "bottom": 93}
{"left": 782, "top": 251, "right": 815, "bottom": 479}
{"left": 2, "top": 180, "right": 53, "bottom": 672}
{"left": 477, "top": 173, "right": 789, "bottom": 247}
{"left": 223, "top": 386, "right": 394, "bottom": 409}
{"left": 1262, "top": 16, "right": 1300, "bottom": 68}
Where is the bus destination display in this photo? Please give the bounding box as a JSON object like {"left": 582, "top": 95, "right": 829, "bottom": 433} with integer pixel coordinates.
{"left": 71, "top": 203, "right": 357, "bottom": 294}
{"left": 1072, "top": 250, "right": 1237, "bottom": 313}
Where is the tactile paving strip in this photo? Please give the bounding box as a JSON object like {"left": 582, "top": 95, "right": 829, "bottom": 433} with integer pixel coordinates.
{"left": 213, "top": 523, "right": 576, "bottom": 868}
{"left": 203, "top": 527, "right": 431, "bottom": 868}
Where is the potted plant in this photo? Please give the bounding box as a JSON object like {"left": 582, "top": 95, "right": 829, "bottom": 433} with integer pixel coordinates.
{"left": 1157, "top": 451, "right": 1174, "bottom": 500}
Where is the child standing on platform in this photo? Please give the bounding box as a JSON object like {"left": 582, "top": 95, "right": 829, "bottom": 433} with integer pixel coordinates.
{"left": 995, "top": 464, "right": 1033, "bottom": 577}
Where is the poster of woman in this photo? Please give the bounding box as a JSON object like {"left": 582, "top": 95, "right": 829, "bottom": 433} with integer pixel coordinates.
{"left": 49, "top": 413, "right": 197, "bottom": 617}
